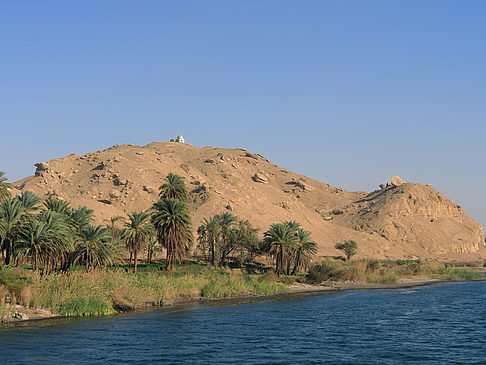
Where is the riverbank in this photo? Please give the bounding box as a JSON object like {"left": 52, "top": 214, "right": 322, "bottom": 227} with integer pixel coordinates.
{"left": 2, "top": 259, "right": 485, "bottom": 324}
{"left": 2, "top": 274, "right": 481, "bottom": 325}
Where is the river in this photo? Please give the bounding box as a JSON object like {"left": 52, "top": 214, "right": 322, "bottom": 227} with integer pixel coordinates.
{"left": 1, "top": 282, "right": 486, "bottom": 364}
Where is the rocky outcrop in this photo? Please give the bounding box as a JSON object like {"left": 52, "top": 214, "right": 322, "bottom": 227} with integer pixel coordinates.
{"left": 391, "top": 176, "right": 406, "bottom": 186}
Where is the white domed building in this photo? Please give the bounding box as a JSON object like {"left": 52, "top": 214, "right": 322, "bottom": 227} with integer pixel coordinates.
{"left": 170, "top": 134, "right": 185, "bottom": 143}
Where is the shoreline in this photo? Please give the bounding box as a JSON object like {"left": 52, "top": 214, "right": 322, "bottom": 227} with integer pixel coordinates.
{"left": 3, "top": 278, "right": 480, "bottom": 326}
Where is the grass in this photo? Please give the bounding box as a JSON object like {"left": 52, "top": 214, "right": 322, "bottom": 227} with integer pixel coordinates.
{"left": 2, "top": 258, "right": 485, "bottom": 318}
{"left": 305, "top": 258, "right": 485, "bottom": 285}
{"left": 0, "top": 265, "right": 287, "bottom": 317}
{"left": 436, "top": 267, "right": 484, "bottom": 281}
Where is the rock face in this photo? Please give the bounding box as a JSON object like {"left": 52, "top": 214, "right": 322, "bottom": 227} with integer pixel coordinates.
{"left": 13, "top": 142, "right": 485, "bottom": 259}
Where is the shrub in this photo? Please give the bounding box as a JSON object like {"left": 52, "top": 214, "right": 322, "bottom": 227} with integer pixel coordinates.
{"left": 306, "top": 261, "right": 345, "bottom": 284}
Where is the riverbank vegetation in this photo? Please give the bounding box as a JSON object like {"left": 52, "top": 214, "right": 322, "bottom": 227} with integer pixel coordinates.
{"left": 305, "top": 258, "right": 485, "bottom": 285}
{"left": 0, "top": 265, "right": 287, "bottom": 317}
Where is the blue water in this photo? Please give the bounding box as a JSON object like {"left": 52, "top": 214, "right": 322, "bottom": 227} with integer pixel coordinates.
{"left": 1, "top": 282, "right": 486, "bottom": 364}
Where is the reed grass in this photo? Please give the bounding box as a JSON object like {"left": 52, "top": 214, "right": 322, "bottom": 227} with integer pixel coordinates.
{"left": 0, "top": 265, "right": 287, "bottom": 316}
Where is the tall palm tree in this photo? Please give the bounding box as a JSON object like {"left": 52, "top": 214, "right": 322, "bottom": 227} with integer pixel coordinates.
{"left": 121, "top": 212, "right": 155, "bottom": 273}
{"left": 291, "top": 229, "right": 317, "bottom": 275}
{"left": 0, "top": 199, "right": 25, "bottom": 265}
{"left": 152, "top": 198, "right": 192, "bottom": 271}
{"left": 0, "top": 172, "right": 11, "bottom": 202}
{"left": 263, "top": 223, "right": 298, "bottom": 276}
{"left": 159, "top": 173, "right": 188, "bottom": 201}
{"left": 73, "top": 225, "right": 119, "bottom": 272}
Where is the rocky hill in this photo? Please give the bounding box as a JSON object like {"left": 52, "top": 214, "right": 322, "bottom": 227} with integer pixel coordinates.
{"left": 13, "top": 142, "right": 485, "bottom": 260}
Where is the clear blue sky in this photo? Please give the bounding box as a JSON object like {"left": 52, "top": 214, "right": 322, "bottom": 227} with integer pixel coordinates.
{"left": 1, "top": 1, "right": 485, "bottom": 226}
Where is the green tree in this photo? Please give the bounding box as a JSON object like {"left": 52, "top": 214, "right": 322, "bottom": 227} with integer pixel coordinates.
{"left": 73, "top": 225, "right": 119, "bottom": 272}
{"left": 159, "top": 173, "right": 188, "bottom": 201}
{"left": 230, "top": 219, "right": 260, "bottom": 266}
{"left": 121, "top": 212, "right": 155, "bottom": 273}
{"left": 291, "top": 229, "right": 317, "bottom": 274}
{"left": 152, "top": 198, "right": 192, "bottom": 270}
{"left": 0, "top": 172, "right": 11, "bottom": 202}
{"left": 197, "top": 216, "right": 220, "bottom": 265}
{"left": 17, "top": 211, "right": 72, "bottom": 272}
{"left": 44, "top": 198, "right": 71, "bottom": 215}
{"left": 0, "top": 199, "right": 25, "bottom": 265}
{"left": 215, "top": 212, "right": 236, "bottom": 265}
{"left": 15, "top": 191, "right": 42, "bottom": 214}
{"left": 335, "top": 240, "right": 358, "bottom": 261}
{"left": 263, "top": 223, "right": 298, "bottom": 276}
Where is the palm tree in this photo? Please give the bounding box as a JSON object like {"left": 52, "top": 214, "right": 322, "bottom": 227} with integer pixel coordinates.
{"left": 73, "top": 225, "right": 119, "bottom": 272}
{"left": 68, "top": 206, "right": 94, "bottom": 231}
{"left": 152, "top": 198, "right": 192, "bottom": 270}
{"left": 216, "top": 212, "right": 236, "bottom": 265}
{"left": 291, "top": 229, "right": 317, "bottom": 274}
{"left": 197, "top": 216, "right": 221, "bottom": 265}
{"left": 0, "top": 172, "right": 11, "bottom": 202}
{"left": 121, "top": 212, "right": 155, "bottom": 273}
{"left": 263, "top": 223, "right": 298, "bottom": 276}
{"left": 15, "top": 191, "right": 42, "bottom": 214}
{"left": 0, "top": 199, "right": 25, "bottom": 265}
{"left": 159, "top": 173, "right": 188, "bottom": 201}
{"left": 17, "top": 211, "right": 72, "bottom": 272}
{"left": 104, "top": 216, "right": 125, "bottom": 239}
{"left": 44, "top": 198, "right": 71, "bottom": 214}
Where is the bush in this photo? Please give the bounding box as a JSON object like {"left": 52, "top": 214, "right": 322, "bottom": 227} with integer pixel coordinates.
{"left": 306, "top": 261, "right": 345, "bottom": 284}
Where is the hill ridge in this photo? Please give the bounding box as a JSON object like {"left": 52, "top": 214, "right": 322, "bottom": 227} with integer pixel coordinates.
{"left": 13, "top": 141, "right": 485, "bottom": 260}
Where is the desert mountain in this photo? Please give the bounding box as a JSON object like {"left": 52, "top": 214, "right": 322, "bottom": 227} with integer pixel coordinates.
{"left": 13, "top": 142, "right": 485, "bottom": 260}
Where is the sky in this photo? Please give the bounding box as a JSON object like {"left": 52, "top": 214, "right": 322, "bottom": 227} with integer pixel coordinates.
{"left": 1, "top": 1, "right": 485, "bottom": 227}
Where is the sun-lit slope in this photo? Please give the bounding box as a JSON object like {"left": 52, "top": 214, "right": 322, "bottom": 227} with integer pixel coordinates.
{"left": 14, "top": 142, "right": 485, "bottom": 259}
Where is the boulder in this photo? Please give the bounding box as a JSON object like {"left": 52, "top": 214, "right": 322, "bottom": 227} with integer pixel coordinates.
{"left": 34, "top": 162, "right": 49, "bottom": 176}
{"left": 391, "top": 176, "right": 406, "bottom": 187}
{"left": 252, "top": 173, "right": 268, "bottom": 183}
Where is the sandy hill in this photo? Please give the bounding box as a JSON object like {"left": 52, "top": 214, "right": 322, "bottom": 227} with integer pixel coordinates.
{"left": 13, "top": 142, "right": 485, "bottom": 260}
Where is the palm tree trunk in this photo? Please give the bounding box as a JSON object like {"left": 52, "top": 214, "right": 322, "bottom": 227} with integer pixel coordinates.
{"left": 210, "top": 241, "right": 215, "bottom": 266}
{"left": 134, "top": 250, "right": 138, "bottom": 273}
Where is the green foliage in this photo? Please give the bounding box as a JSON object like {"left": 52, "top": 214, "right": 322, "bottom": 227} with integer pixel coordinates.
{"left": 264, "top": 223, "right": 298, "bottom": 276}
{"left": 263, "top": 221, "right": 317, "bottom": 276}
{"left": 121, "top": 211, "right": 155, "bottom": 273}
{"left": 25, "top": 266, "right": 286, "bottom": 315}
{"left": 367, "top": 271, "right": 399, "bottom": 284}
{"left": 197, "top": 213, "right": 261, "bottom": 267}
{"left": 0, "top": 171, "right": 11, "bottom": 202}
{"left": 159, "top": 173, "right": 188, "bottom": 201}
{"left": 438, "top": 268, "right": 484, "bottom": 281}
{"left": 73, "top": 225, "right": 121, "bottom": 271}
{"left": 152, "top": 197, "right": 192, "bottom": 270}
{"left": 61, "top": 295, "right": 115, "bottom": 316}
{"left": 335, "top": 240, "right": 358, "bottom": 261}
{"left": 306, "top": 261, "right": 345, "bottom": 284}
{"left": 0, "top": 266, "right": 30, "bottom": 290}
